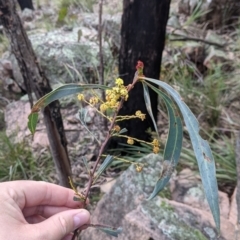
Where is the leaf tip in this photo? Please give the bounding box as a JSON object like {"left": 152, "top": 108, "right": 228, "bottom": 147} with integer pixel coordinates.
{"left": 94, "top": 225, "right": 122, "bottom": 237}
{"left": 27, "top": 112, "right": 39, "bottom": 135}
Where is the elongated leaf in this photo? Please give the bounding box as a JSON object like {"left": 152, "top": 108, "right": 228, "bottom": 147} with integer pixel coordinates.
{"left": 32, "top": 83, "right": 108, "bottom": 112}
{"left": 88, "top": 225, "right": 122, "bottom": 237}
{"left": 150, "top": 85, "right": 183, "bottom": 164}
{"left": 141, "top": 77, "right": 220, "bottom": 231}
{"left": 27, "top": 112, "right": 38, "bottom": 134}
{"left": 149, "top": 175, "right": 171, "bottom": 200}
{"left": 119, "top": 128, "right": 128, "bottom": 134}
{"left": 77, "top": 109, "right": 100, "bottom": 144}
{"left": 98, "top": 227, "right": 122, "bottom": 237}
{"left": 28, "top": 83, "right": 108, "bottom": 134}
{"left": 142, "top": 84, "right": 159, "bottom": 139}
{"left": 93, "top": 155, "right": 113, "bottom": 183}
{"left": 79, "top": 108, "right": 91, "bottom": 124}
{"left": 144, "top": 83, "right": 182, "bottom": 200}
{"left": 73, "top": 196, "right": 83, "bottom": 202}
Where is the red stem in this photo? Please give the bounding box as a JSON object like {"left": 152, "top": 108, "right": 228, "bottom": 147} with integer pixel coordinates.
{"left": 83, "top": 72, "right": 139, "bottom": 202}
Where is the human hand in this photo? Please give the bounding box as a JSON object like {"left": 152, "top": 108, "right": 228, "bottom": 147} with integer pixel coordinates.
{"left": 0, "top": 180, "right": 90, "bottom": 240}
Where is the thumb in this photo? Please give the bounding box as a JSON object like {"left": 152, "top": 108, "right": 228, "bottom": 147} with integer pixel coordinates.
{"left": 32, "top": 209, "right": 90, "bottom": 240}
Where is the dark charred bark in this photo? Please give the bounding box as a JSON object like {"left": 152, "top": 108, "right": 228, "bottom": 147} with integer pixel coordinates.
{"left": 0, "top": 0, "right": 71, "bottom": 187}
{"left": 116, "top": 0, "right": 171, "bottom": 146}
{"left": 17, "top": 0, "right": 34, "bottom": 11}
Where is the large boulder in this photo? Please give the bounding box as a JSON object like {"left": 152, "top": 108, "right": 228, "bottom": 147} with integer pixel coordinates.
{"left": 1, "top": 13, "right": 121, "bottom": 93}
{"left": 81, "top": 154, "right": 235, "bottom": 240}
{"left": 29, "top": 27, "right": 101, "bottom": 85}
{"left": 4, "top": 97, "right": 105, "bottom": 150}
{"left": 170, "top": 168, "right": 230, "bottom": 219}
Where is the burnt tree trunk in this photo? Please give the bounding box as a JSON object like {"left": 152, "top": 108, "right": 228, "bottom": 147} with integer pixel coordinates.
{"left": 17, "top": 0, "right": 34, "bottom": 10}
{"left": 117, "top": 0, "right": 171, "bottom": 144}
{"left": 0, "top": 0, "right": 71, "bottom": 187}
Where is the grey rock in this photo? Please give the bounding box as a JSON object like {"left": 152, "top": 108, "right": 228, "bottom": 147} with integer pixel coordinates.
{"left": 204, "top": 46, "right": 229, "bottom": 69}
{"left": 205, "top": 31, "right": 225, "bottom": 46}
{"left": 229, "top": 187, "right": 237, "bottom": 225}
{"left": 4, "top": 96, "right": 106, "bottom": 151}
{"left": 23, "top": 21, "right": 36, "bottom": 31}
{"left": 3, "top": 12, "right": 120, "bottom": 91}
{"left": 167, "top": 15, "right": 181, "bottom": 29}
{"left": 81, "top": 154, "right": 235, "bottom": 240}
{"left": 178, "top": 0, "right": 191, "bottom": 15}
{"left": 8, "top": 54, "right": 26, "bottom": 92}
{"left": 170, "top": 168, "right": 230, "bottom": 219}
{"left": 42, "top": 8, "right": 55, "bottom": 17}
{"left": 21, "top": 8, "right": 34, "bottom": 22}
{"left": 80, "top": 12, "right": 121, "bottom": 50}
{"left": 29, "top": 27, "right": 102, "bottom": 85}
{"left": 0, "top": 59, "right": 12, "bottom": 88}
{"left": 81, "top": 153, "right": 162, "bottom": 239}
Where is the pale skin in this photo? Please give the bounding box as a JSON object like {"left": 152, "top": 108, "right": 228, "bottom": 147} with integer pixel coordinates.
{"left": 0, "top": 181, "right": 90, "bottom": 240}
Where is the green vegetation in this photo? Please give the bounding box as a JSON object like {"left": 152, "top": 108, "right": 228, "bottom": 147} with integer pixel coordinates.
{"left": 56, "top": 0, "right": 97, "bottom": 26}
{"left": 110, "top": 132, "right": 237, "bottom": 191}
{"left": 0, "top": 34, "right": 9, "bottom": 56}
{"left": 0, "top": 131, "right": 54, "bottom": 182}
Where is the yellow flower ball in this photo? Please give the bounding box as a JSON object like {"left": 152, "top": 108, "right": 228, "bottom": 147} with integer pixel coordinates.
{"left": 77, "top": 94, "right": 84, "bottom": 101}
{"left": 100, "top": 103, "right": 108, "bottom": 112}
{"left": 153, "top": 146, "right": 160, "bottom": 154}
{"left": 152, "top": 138, "right": 159, "bottom": 146}
{"left": 120, "top": 88, "right": 128, "bottom": 97}
{"left": 113, "top": 87, "right": 120, "bottom": 93}
{"left": 139, "top": 113, "right": 146, "bottom": 121}
{"left": 135, "top": 110, "right": 142, "bottom": 116}
{"left": 89, "top": 97, "right": 98, "bottom": 105}
{"left": 136, "top": 164, "right": 143, "bottom": 172}
{"left": 127, "top": 137, "right": 134, "bottom": 145}
{"left": 115, "top": 78, "right": 124, "bottom": 86}
{"left": 114, "top": 125, "right": 121, "bottom": 132}
{"left": 106, "top": 89, "right": 112, "bottom": 95}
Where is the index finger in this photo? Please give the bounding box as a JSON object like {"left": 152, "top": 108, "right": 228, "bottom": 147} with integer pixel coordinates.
{"left": 0, "top": 180, "right": 85, "bottom": 209}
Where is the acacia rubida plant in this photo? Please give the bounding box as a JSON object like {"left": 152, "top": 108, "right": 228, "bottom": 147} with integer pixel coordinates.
{"left": 28, "top": 61, "right": 220, "bottom": 238}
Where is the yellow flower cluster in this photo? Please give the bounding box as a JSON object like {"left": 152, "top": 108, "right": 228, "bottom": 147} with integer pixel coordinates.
{"left": 152, "top": 138, "right": 160, "bottom": 154}
{"left": 100, "top": 78, "right": 128, "bottom": 112}
{"left": 135, "top": 110, "right": 146, "bottom": 121}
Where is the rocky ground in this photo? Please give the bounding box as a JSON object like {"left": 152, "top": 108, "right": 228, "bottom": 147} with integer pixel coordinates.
{"left": 1, "top": 0, "right": 240, "bottom": 239}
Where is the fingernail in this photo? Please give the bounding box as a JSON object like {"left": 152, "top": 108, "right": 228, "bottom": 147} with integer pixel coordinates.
{"left": 73, "top": 210, "right": 90, "bottom": 228}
